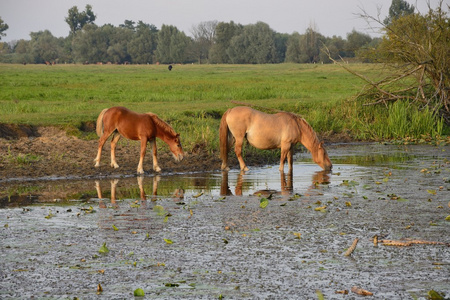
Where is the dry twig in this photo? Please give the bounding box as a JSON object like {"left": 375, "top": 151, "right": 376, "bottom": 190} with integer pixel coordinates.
{"left": 344, "top": 238, "right": 359, "bottom": 256}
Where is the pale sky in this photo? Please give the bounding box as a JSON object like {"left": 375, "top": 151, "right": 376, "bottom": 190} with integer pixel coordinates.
{"left": 0, "top": 0, "right": 444, "bottom": 43}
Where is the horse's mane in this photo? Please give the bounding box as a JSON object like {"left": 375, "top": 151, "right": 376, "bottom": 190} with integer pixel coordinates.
{"left": 283, "top": 112, "right": 320, "bottom": 147}
{"left": 146, "top": 113, "right": 178, "bottom": 136}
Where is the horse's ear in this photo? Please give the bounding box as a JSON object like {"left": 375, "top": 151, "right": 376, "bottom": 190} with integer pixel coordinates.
{"left": 176, "top": 133, "right": 180, "bottom": 138}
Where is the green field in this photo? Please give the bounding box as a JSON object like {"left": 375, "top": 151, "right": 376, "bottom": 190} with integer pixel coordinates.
{"left": 0, "top": 63, "right": 446, "bottom": 151}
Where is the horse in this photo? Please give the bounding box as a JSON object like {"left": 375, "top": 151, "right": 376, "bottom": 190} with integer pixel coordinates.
{"left": 219, "top": 106, "right": 332, "bottom": 172}
{"left": 94, "top": 106, "right": 184, "bottom": 174}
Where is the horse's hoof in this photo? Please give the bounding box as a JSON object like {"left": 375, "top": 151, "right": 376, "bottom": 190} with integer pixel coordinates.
{"left": 154, "top": 167, "right": 162, "bottom": 172}
{"left": 111, "top": 163, "right": 119, "bottom": 168}
{"left": 243, "top": 166, "right": 249, "bottom": 171}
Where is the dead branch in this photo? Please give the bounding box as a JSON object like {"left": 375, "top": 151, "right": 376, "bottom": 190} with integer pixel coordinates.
{"left": 344, "top": 238, "right": 359, "bottom": 256}
{"left": 351, "top": 286, "right": 373, "bottom": 296}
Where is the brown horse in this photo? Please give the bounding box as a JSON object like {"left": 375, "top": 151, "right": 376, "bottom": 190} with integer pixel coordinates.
{"left": 219, "top": 106, "right": 332, "bottom": 172}
{"left": 94, "top": 106, "right": 184, "bottom": 174}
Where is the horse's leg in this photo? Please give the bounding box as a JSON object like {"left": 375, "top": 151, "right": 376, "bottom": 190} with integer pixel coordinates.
{"left": 110, "top": 133, "right": 121, "bottom": 168}
{"left": 137, "top": 138, "right": 148, "bottom": 174}
{"left": 150, "top": 138, "right": 161, "bottom": 172}
{"left": 221, "top": 133, "right": 231, "bottom": 171}
{"left": 234, "top": 136, "right": 249, "bottom": 171}
{"left": 94, "top": 129, "right": 114, "bottom": 167}
{"left": 287, "top": 145, "right": 294, "bottom": 172}
{"left": 279, "top": 143, "right": 291, "bottom": 172}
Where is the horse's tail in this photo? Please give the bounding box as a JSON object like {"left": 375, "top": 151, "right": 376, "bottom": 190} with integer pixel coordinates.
{"left": 219, "top": 109, "right": 231, "bottom": 162}
{"left": 96, "top": 108, "right": 108, "bottom": 137}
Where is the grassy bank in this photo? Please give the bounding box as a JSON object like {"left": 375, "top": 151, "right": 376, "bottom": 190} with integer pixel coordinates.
{"left": 0, "top": 63, "right": 447, "bottom": 152}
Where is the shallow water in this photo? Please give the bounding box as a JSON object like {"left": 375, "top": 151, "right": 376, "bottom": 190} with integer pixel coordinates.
{"left": 1, "top": 143, "right": 449, "bottom": 299}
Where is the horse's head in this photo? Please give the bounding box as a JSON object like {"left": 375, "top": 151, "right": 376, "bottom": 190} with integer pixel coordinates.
{"left": 314, "top": 142, "right": 332, "bottom": 171}
{"left": 168, "top": 133, "right": 185, "bottom": 162}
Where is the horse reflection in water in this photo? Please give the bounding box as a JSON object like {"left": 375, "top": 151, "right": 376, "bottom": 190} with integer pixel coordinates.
{"left": 94, "top": 176, "right": 185, "bottom": 232}
{"left": 95, "top": 176, "right": 184, "bottom": 207}
{"left": 221, "top": 170, "right": 331, "bottom": 232}
{"left": 220, "top": 170, "right": 330, "bottom": 197}
{"left": 95, "top": 176, "right": 160, "bottom": 208}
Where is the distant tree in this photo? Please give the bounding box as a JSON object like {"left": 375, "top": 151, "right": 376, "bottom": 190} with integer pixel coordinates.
{"left": 29, "top": 30, "right": 62, "bottom": 63}
{"left": 65, "top": 5, "right": 96, "bottom": 35}
{"left": 0, "top": 17, "right": 9, "bottom": 40}
{"left": 319, "top": 35, "right": 346, "bottom": 63}
{"left": 120, "top": 20, "right": 136, "bottom": 31}
{"left": 72, "top": 24, "right": 108, "bottom": 63}
{"left": 274, "top": 32, "right": 289, "bottom": 63}
{"left": 209, "top": 21, "right": 243, "bottom": 63}
{"left": 287, "top": 26, "right": 325, "bottom": 63}
{"left": 6, "top": 39, "right": 33, "bottom": 63}
{"left": 345, "top": 30, "right": 372, "bottom": 57}
{"left": 107, "top": 26, "right": 132, "bottom": 63}
{"left": 227, "top": 22, "right": 277, "bottom": 64}
{"left": 155, "top": 25, "right": 191, "bottom": 63}
{"left": 301, "top": 26, "right": 326, "bottom": 63}
{"left": 190, "top": 20, "right": 217, "bottom": 64}
{"left": 128, "top": 21, "right": 158, "bottom": 64}
{"left": 285, "top": 32, "right": 302, "bottom": 63}
{"left": 384, "top": 0, "right": 415, "bottom": 25}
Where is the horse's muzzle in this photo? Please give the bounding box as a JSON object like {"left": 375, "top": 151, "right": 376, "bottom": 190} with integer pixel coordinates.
{"left": 173, "top": 153, "right": 184, "bottom": 162}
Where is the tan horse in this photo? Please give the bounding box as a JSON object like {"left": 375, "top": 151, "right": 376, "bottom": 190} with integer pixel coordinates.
{"left": 94, "top": 106, "right": 184, "bottom": 174}
{"left": 219, "top": 106, "right": 332, "bottom": 172}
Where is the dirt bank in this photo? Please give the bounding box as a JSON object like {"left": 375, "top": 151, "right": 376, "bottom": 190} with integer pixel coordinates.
{"left": 0, "top": 124, "right": 223, "bottom": 181}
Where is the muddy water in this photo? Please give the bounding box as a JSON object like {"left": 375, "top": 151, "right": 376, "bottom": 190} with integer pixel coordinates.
{"left": 1, "top": 143, "right": 449, "bottom": 299}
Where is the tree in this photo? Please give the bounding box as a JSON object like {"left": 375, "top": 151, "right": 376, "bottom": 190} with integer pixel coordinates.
{"left": 29, "top": 30, "right": 62, "bottom": 63}
{"left": 72, "top": 24, "right": 108, "bottom": 63}
{"left": 0, "top": 17, "right": 9, "bottom": 40}
{"left": 209, "top": 21, "right": 242, "bottom": 63}
{"left": 345, "top": 30, "right": 372, "bottom": 57}
{"left": 65, "top": 5, "right": 96, "bottom": 35}
{"left": 155, "top": 25, "right": 191, "bottom": 63}
{"left": 352, "top": 0, "right": 450, "bottom": 125}
{"left": 319, "top": 35, "right": 346, "bottom": 63}
{"left": 285, "top": 32, "right": 302, "bottom": 63}
{"left": 287, "top": 26, "right": 325, "bottom": 63}
{"left": 128, "top": 21, "right": 158, "bottom": 64}
{"left": 120, "top": 20, "right": 136, "bottom": 31}
{"left": 107, "top": 26, "right": 132, "bottom": 63}
{"left": 384, "top": 0, "right": 415, "bottom": 25}
{"left": 227, "top": 22, "right": 277, "bottom": 64}
{"left": 274, "top": 32, "right": 289, "bottom": 63}
{"left": 190, "top": 20, "right": 217, "bottom": 64}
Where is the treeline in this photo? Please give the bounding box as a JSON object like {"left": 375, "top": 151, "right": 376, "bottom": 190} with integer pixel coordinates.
{"left": 0, "top": 13, "right": 379, "bottom": 64}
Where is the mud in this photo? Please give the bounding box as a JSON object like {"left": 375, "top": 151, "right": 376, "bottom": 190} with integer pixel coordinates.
{"left": 0, "top": 128, "right": 450, "bottom": 299}
{"left": 0, "top": 125, "right": 224, "bottom": 182}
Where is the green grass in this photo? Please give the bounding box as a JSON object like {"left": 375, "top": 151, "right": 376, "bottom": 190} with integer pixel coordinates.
{"left": 0, "top": 63, "right": 447, "bottom": 152}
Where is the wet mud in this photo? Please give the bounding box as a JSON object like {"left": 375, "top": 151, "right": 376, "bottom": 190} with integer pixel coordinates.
{"left": 1, "top": 135, "right": 450, "bottom": 298}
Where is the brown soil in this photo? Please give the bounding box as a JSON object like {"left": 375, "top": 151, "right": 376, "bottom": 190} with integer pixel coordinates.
{"left": 0, "top": 124, "right": 222, "bottom": 181}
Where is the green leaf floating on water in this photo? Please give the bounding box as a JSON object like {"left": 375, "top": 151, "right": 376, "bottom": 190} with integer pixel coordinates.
{"left": 98, "top": 242, "right": 109, "bottom": 254}
{"left": 154, "top": 205, "right": 166, "bottom": 216}
{"left": 112, "top": 224, "right": 118, "bottom": 231}
{"left": 260, "top": 198, "right": 269, "bottom": 209}
{"left": 164, "top": 238, "right": 173, "bottom": 244}
{"left": 427, "top": 189, "right": 437, "bottom": 195}
{"left": 428, "top": 290, "right": 445, "bottom": 300}
{"left": 134, "top": 288, "right": 145, "bottom": 296}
